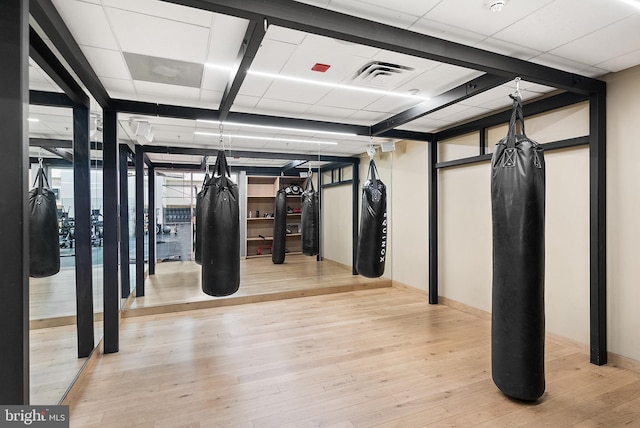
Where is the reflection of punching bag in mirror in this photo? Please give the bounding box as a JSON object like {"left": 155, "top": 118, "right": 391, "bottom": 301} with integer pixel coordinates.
{"left": 194, "top": 172, "right": 210, "bottom": 265}
{"left": 491, "top": 92, "right": 546, "bottom": 401}
{"left": 29, "top": 166, "right": 60, "bottom": 277}
{"left": 272, "top": 188, "right": 287, "bottom": 264}
{"left": 301, "top": 174, "right": 319, "bottom": 256}
{"left": 356, "top": 159, "right": 387, "bottom": 278}
{"left": 201, "top": 150, "right": 240, "bottom": 296}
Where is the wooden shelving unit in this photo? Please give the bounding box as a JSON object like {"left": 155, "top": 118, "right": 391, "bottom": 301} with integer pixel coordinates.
{"left": 245, "top": 175, "right": 307, "bottom": 258}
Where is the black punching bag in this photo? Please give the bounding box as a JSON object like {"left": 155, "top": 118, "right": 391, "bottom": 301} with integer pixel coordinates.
{"left": 491, "top": 94, "right": 545, "bottom": 401}
{"left": 272, "top": 188, "right": 287, "bottom": 264}
{"left": 201, "top": 151, "right": 240, "bottom": 296}
{"left": 29, "top": 167, "right": 60, "bottom": 278}
{"left": 356, "top": 159, "right": 387, "bottom": 278}
{"left": 301, "top": 176, "right": 319, "bottom": 256}
{"left": 194, "top": 172, "right": 210, "bottom": 265}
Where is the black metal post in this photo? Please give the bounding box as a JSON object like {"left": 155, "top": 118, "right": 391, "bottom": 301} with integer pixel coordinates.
{"left": 73, "top": 104, "right": 95, "bottom": 357}
{"left": 119, "top": 146, "right": 131, "bottom": 300}
{"left": 352, "top": 162, "right": 359, "bottom": 275}
{"left": 148, "top": 166, "right": 156, "bottom": 274}
{"left": 428, "top": 138, "right": 438, "bottom": 304}
{"left": 0, "top": 0, "right": 29, "bottom": 405}
{"left": 102, "top": 109, "right": 119, "bottom": 354}
{"left": 590, "top": 88, "right": 607, "bottom": 365}
{"left": 135, "top": 145, "right": 145, "bottom": 296}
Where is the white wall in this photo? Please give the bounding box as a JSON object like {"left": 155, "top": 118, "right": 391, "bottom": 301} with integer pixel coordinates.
{"left": 605, "top": 64, "right": 640, "bottom": 361}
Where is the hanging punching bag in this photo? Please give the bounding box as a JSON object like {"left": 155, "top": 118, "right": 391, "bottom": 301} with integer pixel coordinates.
{"left": 272, "top": 188, "right": 287, "bottom": 264}
{"left": 356, "top": 159, "right": 387, "bottom": 278}
{"left": 301, "top": 176, "right": 319, "bottom": 256}
{"left": 29, "top": 167, "right": 60, "bottom": 278}
{"left": 491, "top": 94, "right": 546, "bottom": 401}
{"left": 194, "top": 172, "right": 210, "bottom": 265}
{"left": 201, "top": 151, "right": 240, "bottom": 296}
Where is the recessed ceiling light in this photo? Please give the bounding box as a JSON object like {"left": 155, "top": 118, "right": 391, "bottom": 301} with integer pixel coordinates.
{"left": 194, "top": 131, "right": 338, "bottom": 145}
{"left": 247, "top": 70, "right": 430, "bottom": 100}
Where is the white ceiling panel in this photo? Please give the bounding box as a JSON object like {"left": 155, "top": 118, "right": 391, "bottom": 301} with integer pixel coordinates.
{"left": 300, "top": 104, "right": 360, "bottom": 123}
{"left": 249, "top": 38, "right": 299, "bottom": 74}
{"left": 102, "top": 0, "right": 213, "bottom": 27}
{"left": 409, "top": 18, "right": 486, "bottom": 47}
{"left": 322, "top": 0, "right": 425, "bottom": 30}
{"left": 229, "top": 95, "right": 261, "bottom": 113}
{"left": 474, "top": 37, "right": 542, "bottom": 60}
{"left": 265, "top": 25, "right": 308, "bottom": 45}
{"left": 52, "top": 0, "right": 119, "bottom": 50}
{"left": 350, "top": 0, "right": 442, "bottom": 17}
{"left": 133, "top": 81, "right": 201, "bottom": 102}
{"left": 399, "top": 65, "right": 483, "bottom": 99}
{"left": 425, "top": 0, "right": 555, "bottom": 37}
{"left": 253, "top": 98, "right": 312, "bottom": 117}
{"left": 201, "top": 68, "right": 230, "bottom": 92}
{"left": 101, "top": 77, "right": 136, "bottom": 94}
{"left": 81, "top": 46, "right": 130, "bottom": 80}
{"left": 529, "top": 53, "right": 608, "bottom": 77}
{"left": 106, "top": 7, "right": 210, "bottom": 63}
{"left": 262, "top": 79, "right": 332, "bottom": 105}
{"left": 596, "top": 48, "right": 640, "bottom": 73}
{"left": 199, "top": 89, "right": 223, "bottom": 108}
{"left": 549, "top": 14, "right": 640, "bottom": 72}
{"left": 396, "top": 115, "right": 449, "bottom": 133}
{"left": 492, "top": 0, "right": 632, "bottom": 54}
{"left": 345, "top": 110, "right": 387, "bottom": 125}
{"left": 317, "top": 89, "right": 384, "bottom": 110}
{"left": 206, "top": 14, "right": 249, "bottom": 65}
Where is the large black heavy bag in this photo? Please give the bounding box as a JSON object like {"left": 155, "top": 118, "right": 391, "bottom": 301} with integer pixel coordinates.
{"left": 301, "top": 176, "right": 319, "bottom": 256}
{"left": 29, "top": 167, "right": 60, "bottom": 277}
{"left": 272, "top": 188, "right": 287, "bottom": 264}
{"left": 194, "top": 172, "right": 210, "bottom": 265}
{"left": 201, "top": 151, "right": 240, "bottom": 296}
{"left": 491, "top": 94, "right": 546, "bottom": 401}
{"left": 356, "top": 159, "right": 387, "bottom": 278}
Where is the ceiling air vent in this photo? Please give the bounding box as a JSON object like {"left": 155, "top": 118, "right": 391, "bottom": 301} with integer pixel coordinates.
{"left": 353, "top": 61, "right": 415, "bottom": 88}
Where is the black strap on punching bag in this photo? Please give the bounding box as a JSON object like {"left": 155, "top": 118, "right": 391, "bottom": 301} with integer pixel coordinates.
{"left": 491, "top": 93, "right": 546, "bottom": 401}
{"left": 201, "top": 150, "right": 240, "bottom": 296}
{"left": 356, "top": 159, "right": 387, "bottom": 278}
{"left": 301, "top": 174, "right": 319, "bottom": 256}
{"left": 194, "top": 172, "right": 210, "bottom": 265}
{"left": 272, "top": 187, "right": 287, "bottom": 264}
{"left": 29, "top": 166, "right": 60, "bottom": 278}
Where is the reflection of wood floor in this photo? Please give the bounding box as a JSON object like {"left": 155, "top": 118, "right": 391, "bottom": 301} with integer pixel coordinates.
{"left": 69, "top": 286, "right": 640, "bottom": 427}
{"left": 125, "top": 255, "right": 391, "bottom": 316}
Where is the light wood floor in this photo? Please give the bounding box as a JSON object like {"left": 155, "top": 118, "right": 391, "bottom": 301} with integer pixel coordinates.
{"left": 125, "top": 255, "right": 390, "bottom": 316}
{"left": 68, "top": 287, "right": 640, "bottom": 427}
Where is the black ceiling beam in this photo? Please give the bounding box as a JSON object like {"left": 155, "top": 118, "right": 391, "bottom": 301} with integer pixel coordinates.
{"left": 161, "top": 0, "right": 604, "bottom": 95}
{"left": 29, "top": 138, "right": 72, "bottom": 149}
{"left": 29, "top": 27, "right": 89, "bottom": 107}
{"left": 434, "top": 91, "right": 589, "bottom": 142}
{"left": 219, "top": 19, "right": 266, "bottom": 121}
{"left": 41, "top": 147, "right": 73, "bottom": 162}
{"left": 30, "top": 0, "right": 111, "bottom": 109}
{"left": 372, "top": 74, "right": 510, "bottom": 136}
{"left": 281, "top": 159, "right": 308, "bottom": 171}
{"left": 29, "top": 90, "right": 75, "bottom": 108}
{"left": 141, "top": 144, "right": 359, "bottom": 164}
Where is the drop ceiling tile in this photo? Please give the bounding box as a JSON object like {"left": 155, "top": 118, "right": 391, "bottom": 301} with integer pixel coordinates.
{"left": 101, "top": 77, "right": 136, "bottom": 94}
{"left": 596, "top": 48, "right": 640, "bottom": 73}
{"left": 363, "top": 94, "right": 429, "bottom": 115}
{"left": 263, "top": 79, "right": 332, "bottom": 105}
{"left": 426, "top": 0, "right": 555, "bottom": 37}
{"left": 53, "top": 0, "right": 119, "bottom": 50}
{"left": 206, "top": 14, "right": 249, "bottom": 66}
{"left": 395, "top": 115, "right": 453, "bottom": 133}
{"left": 106, "top": 7, "right": 210, "bottom": 63}
{"left": 303, "top": 104, "right": 360, "bottom": 122}
{"left": 409, "top": 18, "right": 486, "bottom": 46}
{"left": 345, "top": 110, "right": 387, "bottom": 125}
{"left": 201, "top": 68, "right": 229, "bottom": 91}
{"left": 200, "top": 89, "right": 223, "bottom": 108}
{"left": 323, "top": 0, "right": 424, "bottom": 29}
{"left": 353, "top": 0, "right": 442, "bottom": 17}
{"left": 253, "top": 98, "right": 313, "bottom": 117}
{"left": 134, "top": 81, "right": 201, "bottom": 103}
{"left": 399, "top": 65, "right": 483, "bottom": 99}
{"left": 250, "top": 38, "right": 298, "bottom": 74}
{"left": 317, "top": 90, "right": 383, "bottom": 110}
{"left": 529, "top": 53, "right": 608, "bottom": 76}
{"left": 229, "top": 95, "right": 261, "bottom": 112}
{"left": 549, "top": 14, "right": 640, "bottom": 69}
{"left": 493, "top": 0, "right": 631, "bottom": 53}
{"left": 265, "top": 25, "right": 308, "bottom": 45}
{"left": 102, "top": 0, "right": 213, "bottom": 27}
{"left": 81, "top": 46, "right": 130, "bottom": 79}
{"left": 474, "top": 37, "right": 542, "bottom": 60}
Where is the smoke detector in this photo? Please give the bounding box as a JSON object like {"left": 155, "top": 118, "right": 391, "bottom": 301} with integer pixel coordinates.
{"left": 485, "top": 0, "right": 508, "bottom": 12}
